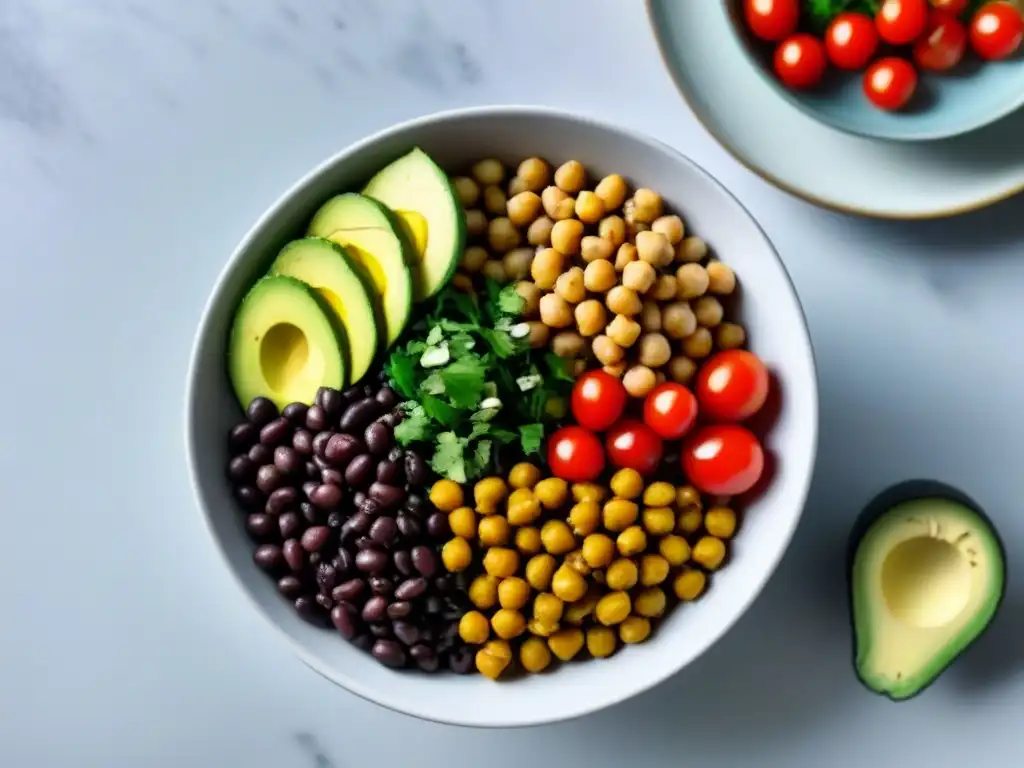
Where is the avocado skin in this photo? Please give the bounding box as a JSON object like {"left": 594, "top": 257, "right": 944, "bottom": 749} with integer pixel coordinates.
{"left": 847, "top": 479, "right": 1008, "bottom": 702}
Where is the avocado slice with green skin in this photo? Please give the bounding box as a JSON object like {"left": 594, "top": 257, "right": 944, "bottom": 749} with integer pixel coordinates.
{"left": 850, "top": 486, "right": 1005, "bottom": 701}
{"left": 228, "top": 275, "right": 347, "bottom": 410}
{"left": 269, "top": 237, "right": 378, "bottom": 385}
{"left": 362, "top": 147, "right": 465, "bottom": 300}
{"left": 307, "top": 193, "right": 413, "bottom": 347}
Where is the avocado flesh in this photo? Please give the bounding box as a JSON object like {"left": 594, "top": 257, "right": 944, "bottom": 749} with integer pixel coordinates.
{"left": 307, "top": 193, "right": 413, "bottom": 347}
{"left": 362, "top": 147, "right": 465, "bottom": 301}
{"left": 269, "top": 237, "right": 378, "bottom": 385}
{"left": 852, "top": 497, "right": 1005, "bottom": 700}
{"left": 228, "top": 275, "right": 346, "bottom": 410}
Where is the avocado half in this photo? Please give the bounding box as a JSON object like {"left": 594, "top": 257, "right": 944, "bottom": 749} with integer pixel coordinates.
{"left": 849, "top": 482, "right": 1006, "bottom": 701}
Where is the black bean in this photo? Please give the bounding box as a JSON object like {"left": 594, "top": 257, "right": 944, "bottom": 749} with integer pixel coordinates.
{"left": 234, "top": 485, "right": 264, "bottom": 511}
{"left": 333, "top": 549, "right": 354, "bottom": 575}
{"left": 448, "top": 646, "right": 474, "bottom": 674}
{"left": 294, "top": 595, "right": 328, "bottom": 626}
{"left": 255, "top": 465, "right": 283, "bottom": 494}
{"left": 309, "top": 483, "right": 343, "bottom": 510}
{"left": 352, "top": 490, "right": 367, "bottom": 507}
{"left": 325, "top": 433, "right": 363, "bottom": 466}
{"left": 387, "top": 601, "right": 412, "bottom": 619}
{"left": 315, "top": 563, "right": 338, "bottom": 593}
{"left": 248, "top": 444, "right": 272, "bottom": 466}
{"left": 301, "top": 479, "right": 321, "bottom": 500}
{"left": 434, "top": 576, "right": 452, "bottom": 594}
{"left": 369, "top": 516, "right": 398, "bottom": 547}
{"left": 332, "top": 578, "right": 365, "bottom": 602}
{"left": 393, "top": 550, "right": 414, "bottom": 577}
{"left": 361, "top": 595, "right": 389, "bottom": 623}
{"left": 259, "top": 417, "right": 290, "bottom": 447}
{"left": 247, "top": 397, "right": 278, "bottom": 427}
{"left": 370, "top": 623, "right": 394, "bottom": 639}
{"left": 265, "top": 486, "right": 298, "bottom": 515}
{"left": 282, "top": 539, "right": 305, "bottom": 571}
{"left": 312, "top": 430, "right": 333, "bottom": 458}
{"left": 315, "top": 593, "right": 334, "bottom": 612}
{"left": 344, "top": 454, "right": 375, "bottom": 488}
{"left": 392, "top": 621, "right": 420, "bottom": 646}
{"left": 363, "top": 422, "right": 391, "bottom": 457}
{"left": 292, "top": 429, "right": 314, "bottom": 455}
{"left": 352, "top": 633, "right": 374, "bottom": 652}
{"left": 330, "top": 602, "right": 360, "bottom": 640}
{"left": 355, "top": 537, "right": 376, "bottom": 551}
{"left": 308, "top": 552, "right": 323, "bottom": 567}
{"left": 301, "top": 526, "right": 330, "bottom": 552}
{"left": 376, "top": 459, "right": 401, "bottom": 485}
{"left": 426, "top": 512, "right": 450, "bottom": 540}
{"left": 425, "top": 595, "right": 444, "bottom": 615}
{"left": 229, "top": 422, "right": 259, "bottom": 452}
{"left": 363, "top": 383, "right": 376, "bottom": 397}
{"left": 439, "top": 622, "right": 460, "bottom": 648}
{"left": 312, "top": 455, "right": 331, "bottom": 472}
{"left": 282, "top": 402, "right": 309, "bottom": 425}
{"left": 340, "top": 397, "right": 379, "bottom": 432}
{"left": 411, "top": 546, "right": 438, "bottom": 577}
{"left": 369, "top": 482, "right": 406, "bottom": 510}
{"left": 317, "top": 387, "right": 345, "bottom": 418}
{"left": 300, "top": 501, "right": 321, "bottom": 525}
{"left": 274, "top": 446, "right": 300, "bottom": 475}
{"left": 375, "top": 386, "right": 398, "bottom": 409}
{"left": 304, "top": 461, "right": 321, "bottom": 482}
{"left": 355, "top": 548, "right": 388, "bottom": 573}
{"left": 420, "top": 627, "right": 436, "bottom": 644}
{"left": 278, "top": 511, "right": 302, "bottom": 539}
{"left": 394, "top": 577, "right": 427, "bottom": 601}
{"left": 327, "top": 511, "right": 344, "bottom": 528}
{"left": 387, "top": 446, "right": 405, "bottom": 463}
{"left": 410, "top": 645, "right": 439, "bottom": 672}
{"left": 404, "top": 452, "right": 428, "bottom": 486}
{"left": 396, "top": 514, "right": 422, "bottom": 540}
{"left": 228, "top": 455, "right": 256, "bottom": 483}
{"left": 372, "top": 640, "right": 406, "bottom": 668}
{"left": 246, "top": 513, "right": 276, "bottom": 540}
{"left": 253, "top": 544, "right": 283, "bottom": 571}
{"left": 320, "top": 468, "right": 344, "bottom": 486}
{"left": 368, "top": 576, "right": 394, "bottom": 596}
{"left": 305, "top": 404, "right": 328, "bottom": 431}
{"left": 359, "top": 498, "right": 382, "bottom": 518}
{"left": 349, "top": 511, "right": 373, "bottom": 535}
{"left": 277, "top": 575, "right": 304, "bottom": 599}
{"left": 380, "top": 412, "right": 402, "bottom": 429}
{"left": 453, "top": 571, "right": 470, "bottom": 592}
{"left": 404, "top": 493, "right": 425, "bottom": 518}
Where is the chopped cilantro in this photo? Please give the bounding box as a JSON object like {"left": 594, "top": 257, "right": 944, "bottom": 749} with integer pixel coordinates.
{"left": 497, "top": 283, "right": 526, "bottom": 316}
{"left": 393, "top": 404, "right": 431, "bottom": 444}
{"left": 439, "top": 357, "right": 487, "bottom": 409}
{"left": 519, "top": 424, "right": 544, "bottom": 456}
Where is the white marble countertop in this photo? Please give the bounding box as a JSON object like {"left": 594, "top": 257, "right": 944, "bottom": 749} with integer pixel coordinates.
{"left": 4, "top": 0, "right": 1024, "bottom": 765}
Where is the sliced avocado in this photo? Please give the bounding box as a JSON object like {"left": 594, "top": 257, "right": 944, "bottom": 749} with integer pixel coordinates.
{"left": 307, "top": 193, "right": 413, "bottom": 347}
{"left": 851, "top": 494, "right": 1005, "bottom": 701}
{"left": 362, "top": 147, "right": 465, "bottom": 300}
{"left": 228, "top": 275, "right": 346, "bottom": 410}
{"left": 269, "top": 237, "right": 378, "bottom": 385}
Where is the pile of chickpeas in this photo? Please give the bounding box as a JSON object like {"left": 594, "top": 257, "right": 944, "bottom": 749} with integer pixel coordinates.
{"left": 426, "top": 464, "right": 738, "bottom": 680}
{"left": 450, "top": 157, "right": 746, "bottom": 395}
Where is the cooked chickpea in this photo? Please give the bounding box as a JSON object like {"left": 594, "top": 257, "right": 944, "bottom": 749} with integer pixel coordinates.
{"left": 602, "top": 499, "right": 639, "bottom": 531}
{"left": 483, "top": 185, "right": 507, "bottom": 216}
{"left": 634, "top": 230, "right": 671, "bottom": 268}
{"left": 550, "top": 218, "right": 584, "bottom": 256}
{"left": 506, "top": 191, "right": 542, "bottom": 229}
{"left": 476, "top": 638, "right": 513, "bottom": 680}
{"left": 632, "top": 188, "right": 664, "bottom": 222}
{"left": 508, "top": 462, "right": 541, "bottom": 490}
{"left": 602, "top": 315, "right": 640, "bottom": 350}
{"left": 614, "top": 242, "right": 638, "bottom": 272}
{"left": 514, "top": 281, "right": 542, "bottom": 318}
{"left": 705, "top": 506, "right": 738, "bottom": 539}
{"left": 569, "top": 500, "right": 601, "bottom": 536}
{"left": 474, "top": 477, "right": 508, "bottom": 514}
{"left": 468, "top": 574, "right": 499, "bottom": 609}
{"left": 676, "top": 263, "right": 710, "bottom": 299}
{"left": 527, "top": 321, "right": 550, "bottom": 349}
{"left": 619, "top": 262, "right": 655, "bottom": 296}
{"left": 606, "top": 469, "right": 640, "bottom": 500}
{"left": 548, "top": 627, "right": 585, "bottom": 661}
{"left": 640, "top": 554, "right": 671, "bottom": 587}
{"left": 716, "top": 322, "right": 746, "bottom": 350}
{"left": 693, "top": 536, "right": 728, "bottom": 570}
{"left": 481, "top": 259, "right": 507, "bottom": 283}
{"left": 550, "top": 331, "right": 584, "bottom": 361}
{"left": 451, "top": 273, "right": 474, "bottom": 292}
{"left": 642, "top": 507, "right": 676, "bottom": 536}
{"left": 707, "top": 260, "right": 737, "bottom": 294}
{"left": 571, "top": 483, "right": 606, "bottom": 503}
{"left": 603, "top": 362, "right": 627, "bottom": 378}
{"left": 616, "top": 525, "right": 647, "bottom": 557}
{"left": 677, "top": 506, "right": 704, "bottom": 536}
{"left": 539, "top": 293, "right": 573, "bottom": 329}
{"left": 517, "top": 157, "right": 550, "bottom": 191}
{"left": 605, "top": 286, "right": 641, "bottom": 317}
{"left": 587, "top": 626, "right": 617, "bottom": 658}
{"left": 528, "top": 617, "right": 558, "bottom": 637}
{"left": 487, "top": 217, "right": 520, "bottom": 253}
{"left": 554, "top": 160, "right": 586, "bottom": 194}
{"left": 465, "top": 209, "right": 487, "bottom": 237}
{"left": 442, "top": 537, "right": 472, "bottom": 572}
{"left": 619, "top": 616, "right": 651, "bottom": 644}
{"left": 459, "top": 610, "right": 490, "bottom": 644}
{"left": 525, "top": 553, "right": 556, "bottom": 591}
{"left": 572, "top": 191, "right": 604, "bottom": 225}
{"left": 551, "top": 563, "right": 588, "bottom": 603}
{"left": 537, "top": 520, "right": 573, "bottom": 556}
{"left": 508, "top": 176, "right": 530, "bottom": 197}
{"left": 598, "top": 215, "right": 627, "bottom": 249}
{"left": 519, "top": 636, "right": 552, "bottom": 673}
{"left": 483, "top": 547, "right": 520, "bottom": 578}
{"left": 533, "top": 592, "right": 564, "bottom": 624}
{"left": 662, "top": 302, "right": 698, "bottom": 340}
{"left": 603, "top": 560, "right": 637, "bottom": 593}
{"left": 595, "top": 592, "right": 631, "bottom": 626}
{"left": 641, "top": 482, "right": 675, "bottom": 508}
{"left": 534, "top": 477, "right": 568, "bottom": 509}
{"left": 652, "top": 214, "right": 684, "bottom": 245}
{"left": 526, "top": 215, "right": 554, "bottom": 246}
{"left": 497, "top": 577, "right": 531, "bottom": 611}
{"left": 583, "top": 259, "right": 617, "bottom": 293}
{"left": 459, "top": 245, "right": 488, "bottom": 273}
{"left": 515, "top": 526, "right": 542, "bottom": 555}
{"left": 682, "top": 327, "right": 713, "bottom": 359}
{"left": 541, "top": 186, "right": 575, "bottom": 220}
{"left": 580, "top": 533, "right": 615, "bottom": 569}
{"left": 594, "top": 174, "right": 628, "bottom": 210}
{"left": 677, "top": 235, "right": 708, "bottom": 263}
{"left": 637, "top": 333, "right": 672, "bottom": 368}
{"left": 448, "top": 506, "right": 477, "bottom": 539}
{"left": 453, "top": 176, "right": 480, "bottom": 207}
{"left": 561, "top": 586, "right": 599, "bottom": 625}
{"left": 694, "top": 295, "right": 723, "bottom": 328}
{"left": 564, "top": 550, "right": 591, "bottom": 578}
{"left": 659, "top": 535, "right": 692, "bottom": 567}
{"left": 531, "top": 247, "right": 564, "bottom": 290}
{"left": 623, "top": 365, "right": 658, "bottom": 398}
{"left": 565, "top": 300, "right": 602, "bottom": 339}
{"left": 649, "top": 275, "right": 678, "bottom": 301}
{"left": 580, "top": 235, "right": 613, "bottom": 265}
{"left": 471, "top": 158, "right": 504, "bottom": 186}
{"left": 668, "top": 355, "right": 697, "bottom": 384}
{"left": 634, "top": 586, "right": 667, "bottom": 618}
{"left": 591, "top": 335, "right": 623, "bottom": 366}
{"left": 429, "top": 479, "right": 464, "bottom": 512}
{"left": 553, "top": 267, "right": 585, "bottom": 304}
{"left": 479, "top": 515, "right": 511, "bottom": 547}
{"left": 636, "top": 302, "right": 660, "bottom": 334}
{"left": 674, "top": 568, "right": 708, "bottom": 601}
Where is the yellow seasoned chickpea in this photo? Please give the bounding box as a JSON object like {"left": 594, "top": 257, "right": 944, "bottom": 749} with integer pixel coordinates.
{"left": 448, "top": 506, "right": 477, "bottom": 539}
{"left": 451, "top": 273, "right": 474, "bottom": 292}
{"left": 508, "top": 176, "right": 530, "bottom": 197}
{"left": 694, "top": 296, "right": 724, "bottom": 328}
{"left": 548, "top": 627, "right": 585, "bottom": 661}
{"left": 662, "top": 302, "right": 698, "bottom": 340}
{"left": 526, "top": 215, "right": 554, "bottom": 247}
{"left": 640, "top": 554, "right": 671, "bottom": 586}
{"left": 677, "top": 507, "right": 704, "bottom": 536}
{"left": 619, "top": 615, "right": 652, "bottom": 644}
{"left": 481, "top": 259, "right": 507, "bottom": 284}
{"left": 614, "top": 242, "right": 638, "bottom": 272}
{"left": 596, "top": 591, "right": 631, "bottom": 626}
{"left": 609, "top": 468, "right": 643, "bottom": 499}
{"left": 668, "top": 355, "right": 698, "bottom": 384}
{"left": 652, "top": 214, "right": 684, "bottom": 245}
{"left": 554, "top": 160, "right": 586, "bottom": 194}
{"left": 568, "top": 299, "right": 603, "bottom": 338}
{"left": 472, "top": 158, "right": 505, "bottom": 186}
{"left": 635, "top": 230, "right": 673, "bottom": 268}
{"left": 634, "top": 586, "right": 667, "bottom": 618}
{"left": 509, "top": 462, "right": 541, "bottom": 490}
{"left": 659, "top": 534, "right": 692, "bottom": 567}
{"left": 587, "top": 626, "right": 617, "bottom": 658}
{"left": 581, "top": 533, "right": 615, "bottom": 568}
{"left": 554, "top": 266, "right": 585, "bottom": 304}
{"left": 541, "top": 185, "right": 575, "bottom": 220}
{"left": 506, "top": 488, "right": 541, "bottom": 526}
{"left": 632, "top": 188, "right": 664, "bottom": 223}
{"left": 520, "top": 636, "right": 552, "bottom": 673}
{"left": 540, "top": 520, "right": 576, "bottom": 556}
{"left": 682, "top": 327, "right": 713, "bottom": 359}
{"left": 529, "top": 618, "right": 558, "bottom": 637}
{"left": 693, "top": 536, "right": 727, "bottom": 570}
{"left": 551, "top": 218, "right": 585, "bottom": 256}
{"left": 530, "top": 247, "right": 564, "bottom": 290}
{"left": 705, "top": 506, "right": 738, "bottom": 538}
{"left": 460, "top": 245, "right": 488, "bottom": 273}
{"left": 551, "top": 563, "right": 588, "bottom": 603}
{"left": 621, "top": 261, "right": 656, "bottom": 295}
{"left": 623, "top": 365, "right": 658, "bottom": 398}
{"left": 518, "top": 157, "right": 551, "bottom": 191}
{"left": 677, "top": 235, "right": 708, "bottom": 263}
{"left": 488, "top": 217, "right": 520, "bottom": 254}
{"left": 534, "top": 477, "right": 568, "bottom": 509}
{"left": 616, "top": 525, "right": 647, "bottom": 556}
{"left": 583, "top": 259, "right": 617, "bottom": 293}
{"left": 568, "top": 500, "right": 601, "bottom": 536}
{"left": 580, "top": 235, "right": 613, "bottom": 264}
{"left": 677, "top": 484, "right": 701, "bottom": 508}
{"left": 603, "top": 362, "right": 627, "bottom": 379}
{"left": 676, "top": 263, "right": 710, "bottom": 299}
{"left": 539, "top": 293, "right": 573, "bottom": 329}
{"left": 515, "top": 526, "right": 542, "bottom": 555}
{"left": 479, "top": 515, "right": 511, "bottom": 547}
{"left": 483, "top": 547, "right": 520, "bottom": 579}
{"left": 603, "top": 498, "right": 639, "bottom": 531}
{"left": 453, "top": 176, "right": 480, "bottom": 207}
{"left": 606, "top": 286, "right": 641, "bottom": 316}
{"left": 527, "top": 321, "right": 550, "bottom": 349}
{"left": 604, "top": 314, "right": 641, "bottom": 349}
{"left": 484, "top": 185, "right": 507, "bottom": 216}
{"left": 498, "top": 577, "right": 530, "bottom": 611}
{"left": 572, "top": 483, "right": 606, "bottom": 503}
{"left": 430, "top": 479, "right": 464, "bottom": 512}
{"left": 476, "top": 638, "right": 513, "bottom": 680}
{"left": 649, "top": 274, "right": 678, "bottom": 301}
{"left": 468, "top": 574, "right": 500, "bottom": 610}
{"left": 515, "top": 281, "right": 543, "bottom": 318}
{"left": 637, "top": 333, "right": 672, "bottom": 368}
{"left": 716, "top": 322, "right": 746, "bottom": 350}
{"left": 525, "top": 553, "right": 557, "bottom": 591}
{"left": 465, "top": 209, "right": 487, "bottom": 237}
{"left": 563, "top": 585, "right": 600, "bottom": 625}
{"left": 642, "top": 482, "right": 675, "bottom": 507}
{"left": 642, "top": 506, "right": 676, "bottom": 536}
{"left": 533, "top": 592, "right": 564, "bottom": 624}
{"left": 606, "top": 558, "right": 639, "bottom": 591}
{"left": 592, "top": 334, "right": 624, "bottom": 366}
{"left": 502, "top": 248, "right": 534, "bottom": 282}
{"left": 674, "top": 568, "right": 708, "bottom": 602}
{"left": 707, "top": 260, "right": 737, "bottom": 294}
{"left": 595, "top": 174, "right": 628, "bottom": 210}
{"left": 638, "top": 301, "right": 662, "bottom": 333}
{"left": 552, "top": 327, "right": 586, "bottom": 357}
{"left": 459, "top": 610, "right": 490, "bottom": 644}
{"left": 598, "top": 215, "right": 627, "bottom": 248}
{"left": 474, "top": 477, "right": 508, "bottom": 514}
{"left": 574, "top": 191, "right": 604, "bottom": 225}
{"left": 442, "top": 537, "right": 472, "bottom": 572}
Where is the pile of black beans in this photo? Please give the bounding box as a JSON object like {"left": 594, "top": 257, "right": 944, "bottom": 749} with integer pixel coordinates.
{"left": 225, "top": 377, "right": 474, "bottom": 673}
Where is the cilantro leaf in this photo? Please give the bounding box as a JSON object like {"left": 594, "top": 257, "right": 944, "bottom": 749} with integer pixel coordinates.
{"left": 544, "top": 353, "right": 575, "bottom": 382}
{"left": 480, "top": 328, "right": 520, "bottom": 359}
{"left": 421, "top": 394, "right": 459, "bottom": 427}
{"left": 431, "top": 431, "right": 468, "bottom": 483}
{"left": 519, "top": 424, "right": 544, "bottom": 455}
{"left": 484, "top": 278, "right": 504, "bottom": 315}
{"left": 472, "top": 439, "right": 492, "bottom": 476}
{"left": 425, "top": 325, "right": 445, "bottom": 346}
{"left": 393, "top": 405, "right": 432, "bottom": 444}
{"left": 497, "top": 284, "right": 526, "bottom": 316}
{"left": 440, "top": 357, "right": 488, "bottom": 409}
{"left": 421, "top": 373, "right": 445, "bottom": 396}
{"left": 385, "top": 350, "right": 417, "bottom": 398}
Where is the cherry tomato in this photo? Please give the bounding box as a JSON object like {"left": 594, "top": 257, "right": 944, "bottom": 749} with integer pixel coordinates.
{"left": 571, "top": 370, "right": 627, "bottom": 432}
{"left": 682, "top": 425, "right": 765, "bottom": 496}
{"left": 863, "top": 57, "right": 919, "bottom": 111}
{"left": 548, "top": 426, "right": 605, "bottom": 483}
{"left": 969, "top": 1, "right": 1024, "bottom": 60}
{"left": 643, "top": 383, "right": 699, "bottom": 440}
{"left": 914, "top": 11, "right": 967, "bottom": 71}
{"left": 743, "top": 0, "right": 800, "bottom": 41}
{"left": 929, "top": 0, "right": 968, "bottom": 14}
{"left": 774, "top": 34, "right": 829, "bottom": 89}
{"left": 605, "top": 420, "right": 664, "bottom": 477}
{"left": 825, "top": 13, "right": 880, "bottom": 70}
{"left": 876, "top": 0, "right": 929, "bottom": 44}
{"left": 695, "top": 350, "right": 770, "bottom": 422}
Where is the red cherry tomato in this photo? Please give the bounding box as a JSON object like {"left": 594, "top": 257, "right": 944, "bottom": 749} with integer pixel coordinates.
{"left": 876, "top": 0, "right": 929, "bottom": 44}
{"left": 825, "top": 13, "right": 880, "bottom": 70}
{"left": 571, "top": 370, "right": 627, "bottom": 432}
{"left": 743, "top": 0, "right": 800, "bottom": 41}
{"left": 695, "top": 350, "right": 770, "bottom": 422}
{"left": 970, "top": 1, "right": 1024, "bottom": 60}
{"left": 605, "top": 420, "right": 664, "bottom": 477}
{"left": 863, "top": 57, "right": 919, "bottom": 110}
{"left": 914, "top": 11, "right": 967, "bottom": 71}
{"left": 548, "top": 426, "right": 605, "bottom": 483}
{"left": 643, "top": 382, "right": 699, "bottom": 440}
{"left": 929, "top": 0, "right": 968, "bottom": 14}
{"left": 682, "top": 425, "right": 765, "bottom": 496}
{"left": 774, "top": 34, "right": 829, "bottom": 89}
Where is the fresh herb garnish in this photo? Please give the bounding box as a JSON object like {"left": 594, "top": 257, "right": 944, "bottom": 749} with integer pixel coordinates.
{"left": 804, "top": 0, "right": 881, "bottom": 31}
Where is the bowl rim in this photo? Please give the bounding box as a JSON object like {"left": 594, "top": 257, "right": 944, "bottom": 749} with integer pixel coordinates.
{"left": 184, "top": 104, "right": 820, "bottom": 728}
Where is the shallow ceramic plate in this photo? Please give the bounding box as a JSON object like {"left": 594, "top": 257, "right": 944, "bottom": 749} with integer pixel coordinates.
{"left": 648, "top": 0, "right": 1024, "bottom": 218}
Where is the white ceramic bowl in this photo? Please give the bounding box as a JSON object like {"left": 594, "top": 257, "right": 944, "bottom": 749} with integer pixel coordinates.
{"left": 185, "top": 106, "right": 819, "bottom": 728}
